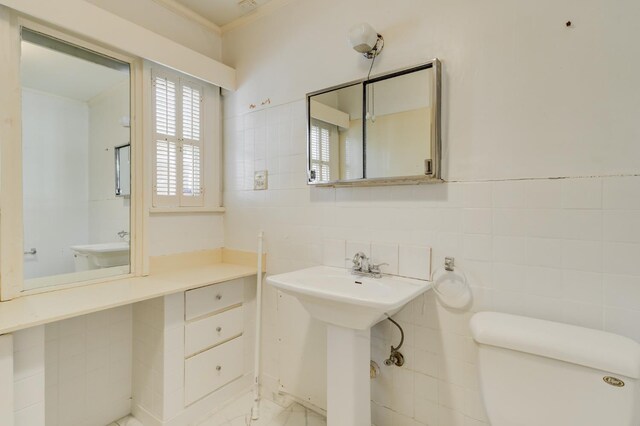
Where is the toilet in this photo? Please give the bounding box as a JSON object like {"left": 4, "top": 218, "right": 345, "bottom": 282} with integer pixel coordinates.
{"left": 470, "top": 312, "right": 640, "bottom": 426}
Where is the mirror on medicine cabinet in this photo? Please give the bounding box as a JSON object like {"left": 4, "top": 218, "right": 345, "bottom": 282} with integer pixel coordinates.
{"left": 115, "top": 143, "right": 131, "bottom": 197}
{"left": 306, "top": 59, "right": 441, "bottom": 186}
{"left": 21, "top": 28, "right": 131, "bottom": 291}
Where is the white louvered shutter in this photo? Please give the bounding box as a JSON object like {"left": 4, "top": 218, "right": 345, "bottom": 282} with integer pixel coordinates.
{"left": 152, "top": 71, "right": 206, "bottom": 207}
{"left": 180, "top": 83, "right": 204, "bottom": 206}
{"left": 153, "top": 73, "right": 179, "bottom": 206}
{"left": 310, "top": 120, "right": 331, "bottom": 182}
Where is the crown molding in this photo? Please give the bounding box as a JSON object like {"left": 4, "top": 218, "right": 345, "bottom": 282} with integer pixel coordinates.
{"left": 221, "top": 0, "right": 294, "bottom": 34}
{"left": 152, "top": 0, "right": 222, "bottom": 35}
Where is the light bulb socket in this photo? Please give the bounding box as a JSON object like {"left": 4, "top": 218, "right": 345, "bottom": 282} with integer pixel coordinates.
{"left": 362, "top": 34, "right": 384, "bottom": 59}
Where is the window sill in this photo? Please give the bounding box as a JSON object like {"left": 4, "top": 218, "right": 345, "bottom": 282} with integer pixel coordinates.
{"left": 149, "top": 207, "right": 226, "bottom": 214}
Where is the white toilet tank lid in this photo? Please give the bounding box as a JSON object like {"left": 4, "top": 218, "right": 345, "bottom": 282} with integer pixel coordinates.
{"left": 470, "top": 312, "right": 640, "bottom": 379}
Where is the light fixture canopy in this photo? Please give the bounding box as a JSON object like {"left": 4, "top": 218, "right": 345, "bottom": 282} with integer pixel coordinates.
{"left": 348, "top": 22, "right": 384, "bottom": 59}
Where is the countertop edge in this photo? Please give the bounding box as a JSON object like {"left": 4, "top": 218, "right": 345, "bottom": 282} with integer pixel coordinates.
{"left": 0, "top": 263, "right": 258, "bottom": 335}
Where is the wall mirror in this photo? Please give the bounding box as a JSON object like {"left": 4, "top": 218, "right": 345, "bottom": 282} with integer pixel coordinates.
{"left": 21, "top": 28, "right": 132, "bottom": 291}
{"left": 115, "top": 143, "right": 131, "bottom": 197}
{"left": 307, "top": 59, "right": 441, "bottom": 186}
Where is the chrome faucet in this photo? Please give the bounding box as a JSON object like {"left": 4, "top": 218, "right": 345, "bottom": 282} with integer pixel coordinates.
{"left": 350, "top": 252, "right": 387, "bottom": 278}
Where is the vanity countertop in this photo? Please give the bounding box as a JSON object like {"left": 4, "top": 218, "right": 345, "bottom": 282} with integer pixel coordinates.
{"left": 0, "top": 250, "right": 261, "bottom": 335}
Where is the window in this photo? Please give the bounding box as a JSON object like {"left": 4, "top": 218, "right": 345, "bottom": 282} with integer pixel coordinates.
{"left": 152, "top": 71, "right": 204, "bottom": 207}
{"left": 310, "top": 119, "right": 331, "bottom": 182}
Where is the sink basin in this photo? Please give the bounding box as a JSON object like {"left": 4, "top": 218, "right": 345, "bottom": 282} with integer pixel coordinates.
{"left": 268, "top": 265, "right": 430, "bottom": 330}
{"left": 70, "top": 242, "right": 129, "bottom": 270}
{"left": 267, "top": 265, "right": 431, "bottom": 426}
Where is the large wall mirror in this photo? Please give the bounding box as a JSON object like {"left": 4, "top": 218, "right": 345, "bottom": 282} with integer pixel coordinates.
{"left": 21, "top": 28, "right": 131, "bottom": 291}
{"left": 307, "top": 59, "right": 441, "bottom": 186}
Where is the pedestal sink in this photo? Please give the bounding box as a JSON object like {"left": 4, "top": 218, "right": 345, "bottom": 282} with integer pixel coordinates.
{"left": 267, "top": 266, "right": 431, "bottom": 426}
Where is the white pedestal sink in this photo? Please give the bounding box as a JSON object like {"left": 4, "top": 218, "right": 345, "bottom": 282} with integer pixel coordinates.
{"left": 267, "top": 266, "right": 431, "bottom": 426}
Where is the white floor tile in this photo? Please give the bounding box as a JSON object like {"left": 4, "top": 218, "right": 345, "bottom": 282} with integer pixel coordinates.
{"left": 196, "top": 392, "right": 327, "bottom": 426}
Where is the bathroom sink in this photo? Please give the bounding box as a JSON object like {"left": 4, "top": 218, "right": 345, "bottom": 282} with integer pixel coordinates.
{"left": 268, "top": 265, "right": 431, "bottom": 426}
{"left": 70, "top": 242, "right": 129, "bottom": 269}
{"left": 267, "top": 265, "right": 431, "bottom": 329}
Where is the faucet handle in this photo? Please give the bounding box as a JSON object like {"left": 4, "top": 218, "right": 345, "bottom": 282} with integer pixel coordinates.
{"left": 370, "top": 262, "right": 389, "bottom": 273}
{"left": 350, "top": 252, "right": 367, "bottom": 265}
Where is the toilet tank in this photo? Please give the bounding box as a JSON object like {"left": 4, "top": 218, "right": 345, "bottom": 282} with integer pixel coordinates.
{"left": 470, "top": 312, "right": 640, "bottom": 426}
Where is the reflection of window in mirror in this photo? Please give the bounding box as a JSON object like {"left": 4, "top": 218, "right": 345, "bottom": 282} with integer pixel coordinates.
{"left": 20, "top": 28, "right": 131, "bottom": 291}
{"left": 308, "top": 83, "right": 364, "bottom": 183}
{"left": 310, "top": 119, "right": 332, "bottom": 182}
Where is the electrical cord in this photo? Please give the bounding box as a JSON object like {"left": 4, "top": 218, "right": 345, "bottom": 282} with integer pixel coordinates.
{"left": 367, "top": 53, "right": 377, "bottom": 81}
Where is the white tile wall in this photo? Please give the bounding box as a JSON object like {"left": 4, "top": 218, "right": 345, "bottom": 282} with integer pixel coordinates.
{"left": 0, "top": 335, "right": 14, "bottom": 424}
{"left": 14, "top": 327, "right": 45, "bottom": 426}
{"left": 88, "top": 81, "right": 130, "bottom": 245}
{"left": 22, "top": 89, "right": 90, "bottom": 281}
{"left": 45, "top": 306, "right": 132, "bottom": 426}
{"left": 223, "top": 99, "right": 640, "bottom": 425}
{"left": 371, "top": 243, "right": 399, "bottom": 276}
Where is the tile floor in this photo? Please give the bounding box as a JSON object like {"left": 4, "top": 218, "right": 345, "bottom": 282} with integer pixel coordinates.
{"left": 197, "top": 393, "right": 326, "bottom": 426}
{"left": 108, "top": 415, "right": 143, "bottom": 426}
{"left": 107, "top": 393, "right": 326, "bottom": 426}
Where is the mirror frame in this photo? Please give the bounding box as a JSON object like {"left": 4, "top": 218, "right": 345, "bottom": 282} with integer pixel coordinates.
{"left": 0, "top": 11, "right": 145, "bottom": 300}
{"left": 306, "top": 58, "right": 442, "bottom": 187}
{"left": 115, "top": 143, "right": 131, "bottom": 197}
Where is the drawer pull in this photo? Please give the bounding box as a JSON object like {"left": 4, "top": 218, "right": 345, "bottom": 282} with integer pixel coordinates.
{"left": 215, "top": 294, "right": 222, "bottom": 300}
{"left": 216, "top": 365, "right": 222, "bottom": 371}
{"left": 216, "top": 326, "right": 222, "bottom": 332}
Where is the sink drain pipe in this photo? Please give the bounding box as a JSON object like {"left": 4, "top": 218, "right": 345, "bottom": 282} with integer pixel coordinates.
{"left": 251, "top": 231, "right": 264, "bottom": 420}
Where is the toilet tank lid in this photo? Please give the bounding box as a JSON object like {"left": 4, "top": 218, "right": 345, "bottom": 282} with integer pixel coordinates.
{"left": 470, "top": 312, "right": 640, "bottom": 379}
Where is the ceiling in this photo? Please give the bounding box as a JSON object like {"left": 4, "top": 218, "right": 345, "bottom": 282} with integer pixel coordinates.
{"left": 172, "top": 0, "right": 273, "bottom": 27}
{"left": 21, "top": 42, "right": 129, "bottom": 102}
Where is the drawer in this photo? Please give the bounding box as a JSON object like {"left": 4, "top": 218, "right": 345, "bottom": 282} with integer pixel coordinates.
{"left": 184, "top": 336, "right": 243, "bottom": 405}
{"left": 185, "top": 279, "right": 243, "bottom": 321}
{"left": 185, "top": 306, "right": 244, "bottom": 357}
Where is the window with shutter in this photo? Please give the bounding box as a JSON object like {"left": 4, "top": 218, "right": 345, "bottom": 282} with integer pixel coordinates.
{"left": 152, "top": 71, "right": 204, "bottom": 207}
{"left": 310, "top": 119, "right": 331, "bottom": 182}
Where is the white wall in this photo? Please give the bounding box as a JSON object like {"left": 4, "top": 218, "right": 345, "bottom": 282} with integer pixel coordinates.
{"left": 221, "top": 0, "right": 640, "bottom": 424}
{"left": 45, "top": 306, "right": 133, "bottom": 426}
{"left": 88, "top": 81, "right": 130, "bottom": 244}
{"left": 22, "top": 89, "right": 90, "bottom": 280}
{"left": 14, "top": 327, "right": 45, "bottom": 426}
{"left": 223, "top": 0, "right": 640, "bottom": 182}
{"left": 85, "top": 0, "right": 222, "bottom": 61}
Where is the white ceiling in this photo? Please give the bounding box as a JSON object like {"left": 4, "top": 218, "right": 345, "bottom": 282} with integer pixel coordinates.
{"left": 21, "top": 42, "right": 129, "bottom": 102}
{"left": 172, "top": 0, "right": 273, "bottom": 27}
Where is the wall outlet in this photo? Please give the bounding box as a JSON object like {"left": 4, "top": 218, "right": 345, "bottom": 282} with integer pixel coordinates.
{"left": 254, "top": 170, "right": 268, "bottom": 190}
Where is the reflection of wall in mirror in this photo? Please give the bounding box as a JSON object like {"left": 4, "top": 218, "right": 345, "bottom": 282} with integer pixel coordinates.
{"left": 22, "top": 81, "right": 129, "bottom": 282}
{"left": 88, "top": 80, "right": 130, "bottom": 244}
{"left": 339, "top": 119, "right": 363, "bottom": 180}
{"left": 22, "top": 89, "right": 90, "bottom": 280}
{"left": 366, "top": 107, "right": 431, "bottom": 178}
{"left": 368, "top": 68, "right": 431, "bottom": 116}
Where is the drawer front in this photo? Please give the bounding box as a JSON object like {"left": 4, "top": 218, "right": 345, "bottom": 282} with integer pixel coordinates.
{"left": 184, "top": 336, "right": 244, "bottom": 405}
{"left": 185, "top": 306, "right": 244, "bottom": 357}
{"left": 185, "top": 279, "right": 243, "bottom": 320}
